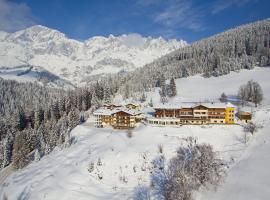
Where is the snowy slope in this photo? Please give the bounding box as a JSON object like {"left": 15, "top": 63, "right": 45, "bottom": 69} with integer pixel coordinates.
{"left": 0, "top": 67, "right": 270, "bottom": 200}
{"left": 198, "top": 108, "right": 270, "bottom": 200}
{"left": 0, "top": 66, "right": 75, "bottom": 89}
{"left": 146, "top": 67, "right": 270, "bottom": 106}
{"left": 0, "top": 26, "right": 187, "bottom": 85}
{"left": 0, "top": 123, "right": 248, "bottom": 200}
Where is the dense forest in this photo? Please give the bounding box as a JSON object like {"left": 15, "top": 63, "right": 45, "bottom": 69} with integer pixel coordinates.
{"left": 112, "top": 19, "right": 270, "bottom": 96}
{"left": 0, "top": 78, "right": 112, "bottom": 169}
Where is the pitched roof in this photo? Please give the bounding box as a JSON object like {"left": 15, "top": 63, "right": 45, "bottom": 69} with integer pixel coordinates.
{"left": 154, "top": 102, "right": 235, "bottom": 110}
{"left": 93, "top": 107, "right": 142, "bottom": 116}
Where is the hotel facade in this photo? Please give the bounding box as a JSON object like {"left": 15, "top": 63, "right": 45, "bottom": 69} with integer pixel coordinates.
{"left": 93, "top": 105, "right": 143, "bottom": 129}
{"left": 147, "top": 102, "right": 235, "bottom": 126}
{"left": 93, "top": 102, "right": 235, "bottom": 129}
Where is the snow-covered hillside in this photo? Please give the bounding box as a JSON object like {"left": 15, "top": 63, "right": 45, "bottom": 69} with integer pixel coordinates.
{"left": 0, "top": 25, "right": 187, "bottom": 85}
{"left": 197, "top": 108, "right": 270, "bottom": 200}
{"left": 0, "top": 66, "right": 75, "bottom": 89}
{"left": 0, "top": 67, "right": 270, "bottom": 200}
{"left": 145, "top": 67, "right": 270, "bottom": 106}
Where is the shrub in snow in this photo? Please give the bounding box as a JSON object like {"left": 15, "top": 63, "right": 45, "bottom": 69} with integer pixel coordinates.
{"left": 133, "top": 165, "right": 137, "bottom": 173}
{"left": 88, "top": 162, "right": 94, "bottom": 173}
{"left": 97, "top": 158, "right": 102, "bottom": 166}
{"left": 151, "top": 155, "right": 165, "bottom": 171}
{"left": 133, "top": 185, "right": 151, "bottom": 200}
{"left": 127, "top": 130, "right": 133, "bottom": 138}
{"left": 163, "top": 138, "right": 226, "bottom": 200}
{"left": 98, "top": 172, "right": 103, "bottom": 180}
{"left": 134, "top": 137, "right": 226, "bottom": 200}
{"left": 244, "top": 121, "right": 258, "bottom": 135}
{"left": 119, "top": 175, "right": 128, "bottom": 183}
{"left": 241, "top": 131, "right": 250, "bottom": 145}
{"left": 158, "top": 144, "right": 163, "bottom": 154}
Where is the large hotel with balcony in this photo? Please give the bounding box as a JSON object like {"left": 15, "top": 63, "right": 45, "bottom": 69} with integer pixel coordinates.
{"left": 147, "top": 102, "right": 235, "bottom": 126}
{"left": 93, "top": 102, "right": 235, "bottom": 129}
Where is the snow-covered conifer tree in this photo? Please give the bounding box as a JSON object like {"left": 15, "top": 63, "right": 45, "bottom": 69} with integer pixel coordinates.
{"left": 169, "top": 78, "right": 177, "bottom": 97}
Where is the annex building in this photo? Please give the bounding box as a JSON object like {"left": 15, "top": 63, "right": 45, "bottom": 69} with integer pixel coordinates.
{"left": 93, "top": 104, "right": 143, "bottom": 129}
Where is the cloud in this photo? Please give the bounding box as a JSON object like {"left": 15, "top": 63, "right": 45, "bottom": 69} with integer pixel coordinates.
{"left": 138, "top": 0, "right": 204, "bottom": 32}
{"left": 0, "top": 0, "right": 36, "bottom": 32}
{"left": 153, "top": 0, "right": 203, "bottom": 31}
{"left": 212, "top": 0, "right": 256, "bottom": 14}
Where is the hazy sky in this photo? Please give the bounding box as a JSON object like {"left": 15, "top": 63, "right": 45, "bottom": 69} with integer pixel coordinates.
{"left": 1, "top": 0, "right": 270, "bottom": 42}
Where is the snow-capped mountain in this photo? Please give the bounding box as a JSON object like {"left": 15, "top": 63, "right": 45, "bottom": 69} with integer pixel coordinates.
{"left": 0, "top": 25, "right": 187, "bottom": 85}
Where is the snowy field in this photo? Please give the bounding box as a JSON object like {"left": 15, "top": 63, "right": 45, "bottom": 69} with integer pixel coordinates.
{"left": 1, "top": 67, "right": 270, "bottom": 200}
{"left": 147, "top": 67, "right": 270, "bottom": 106}
{"left": 197, "top": 108, "right": 270, "bottom": 200}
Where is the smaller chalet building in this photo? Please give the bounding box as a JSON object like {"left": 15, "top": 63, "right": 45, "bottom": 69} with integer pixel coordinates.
{"left": 238, "top": 111, "right": 252, "bottom": 123}
{"left": 93, "top": 106, "right": 143, "bottom": 129}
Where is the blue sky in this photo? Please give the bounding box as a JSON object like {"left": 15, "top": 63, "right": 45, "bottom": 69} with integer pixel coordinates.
{"left": 0, "top": 0, "right": 269, "bottom": 42}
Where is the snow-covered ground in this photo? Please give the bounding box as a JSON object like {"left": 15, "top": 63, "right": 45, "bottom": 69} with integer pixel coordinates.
{"left": 147, "top": 67, "right": 270, "bottom": 106}
{"left": 0, "top": 67, "right": 270, "bottom": 200}
{"left": 0, "top": 122, "right": 250, "bottom": 200}
{"left": 197, "top": 108, "right": 270, "bottom": 200}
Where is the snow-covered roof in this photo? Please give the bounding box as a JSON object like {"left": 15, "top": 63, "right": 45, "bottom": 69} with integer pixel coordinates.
{"left": 154, "top": 102, "right": 236, "bottom": 110}
{"left": 93, "top": 107, "right": 142, "bottom": 116}
{"left": 154, "top": 103, "right": 182, "bottom": 110}
{"left": 93, "top": 108, "right": 115, "bottom": 116}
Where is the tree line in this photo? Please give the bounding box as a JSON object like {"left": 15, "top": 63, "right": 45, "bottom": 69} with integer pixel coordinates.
{"left": 0, "top": 78, "right": 113, "bottom": 169}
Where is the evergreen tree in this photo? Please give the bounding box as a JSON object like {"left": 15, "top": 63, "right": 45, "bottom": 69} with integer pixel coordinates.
{"left": 169, "top": 78, "right": 177, "bottom": 97}
{"left": 68, "top": 108, "right": 80, "bottom": 129}
{"left": 82, "top": 89, "right": 91, "bottom": 111}
{"left": 219, "top": 92, "right": 227, "bottom": 102}
{"left": 12, "top": 131, "right": 31, "bottom": 169}
{"left": 59, "top": 97, "right": 66, "bottom": 114}
{"left": 159, "top": 74, "right": 166, "bottom": 89}
{"left": 34, "top": 107, "right": 44, "bottom": 128}
{"left": 95, "top": 81, "right": 104, "bottom": 100}
{"left": 2, "top": 132, "right": 13, "bottom": 168}
{"left": 149, "top": 98, "right": 153, "bottom": 107}
{"left": 36, "top": 123, "right": 46, "bottom": 157}
{"left": 15, "top": 107, "right": 27, "bottom": 131}
{"left": 44, "top": 108, "right": 51, "bottom": 122}
{"left": 140, "top": 93, "right": 146, "bottom": 102}
{"left": 103, "top": 85, "right": 111, "bottom": 104}
{"left": 91, "top": 90, "right": 100, "bottom": 109}
{"left": 34, "top": 148, "right": 41, "bottom": 161}
{"left": 51, "top": 101, "right": 60, "bottom": 121}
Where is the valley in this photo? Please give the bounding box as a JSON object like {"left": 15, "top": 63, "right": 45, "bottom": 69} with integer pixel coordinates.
{"left": 1, "top": 67, "right": 269, "bottom": 200}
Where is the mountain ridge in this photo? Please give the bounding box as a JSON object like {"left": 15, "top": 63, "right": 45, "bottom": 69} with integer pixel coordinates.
{"left": 0, "top": 25, "right": 187, "bottom": 85}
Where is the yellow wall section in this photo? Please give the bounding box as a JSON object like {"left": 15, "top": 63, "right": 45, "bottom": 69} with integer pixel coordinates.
{"left": 225, "top": 107, "right": 235, "bottom": 124}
